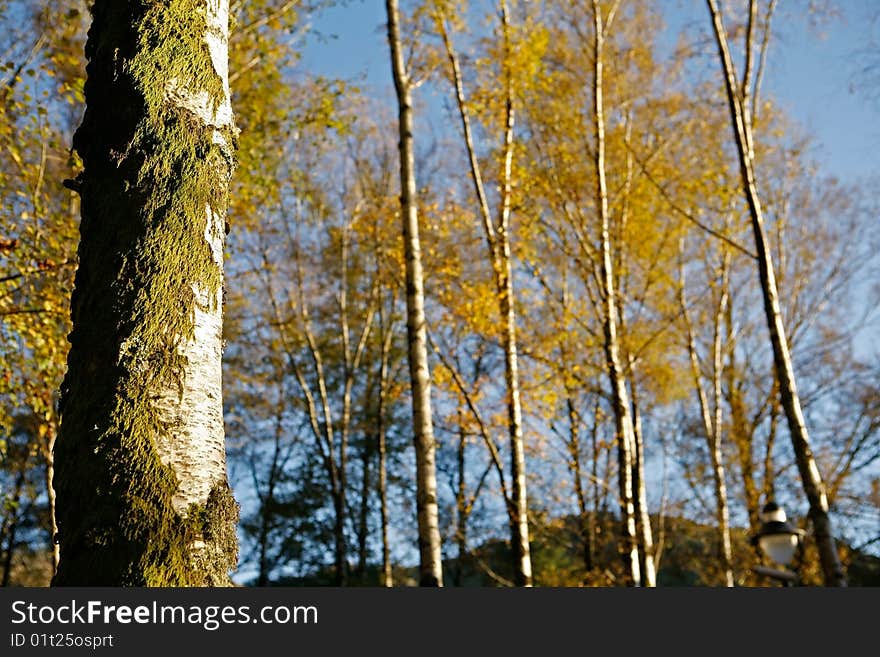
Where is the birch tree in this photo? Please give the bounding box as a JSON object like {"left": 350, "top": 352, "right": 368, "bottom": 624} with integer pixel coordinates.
{"left": 385, "top": 0, "right": 444, "bottom": 586}
{"left": 433, "top": 0, "right": 535, "bottom": 587}
{"left": 52, "top": 0, "right": 238, "bottom": 585}
{"left": 679, "top": 240, "right": 735, "bottom": 587}
{"left": 589, "top": 0, "right": 641, "bottom": 586}
{"left": 705, "top": 0, "right": 845, "bottom": 586}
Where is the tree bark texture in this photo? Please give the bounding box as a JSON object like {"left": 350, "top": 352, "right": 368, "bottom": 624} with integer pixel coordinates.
{"left": 53, "top": 0, "right": 238, "bottom": 586}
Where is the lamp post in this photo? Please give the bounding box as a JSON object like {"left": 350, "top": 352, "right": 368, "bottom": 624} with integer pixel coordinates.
{"left": 750, "top": 502, "right": 805, "bottom": 586}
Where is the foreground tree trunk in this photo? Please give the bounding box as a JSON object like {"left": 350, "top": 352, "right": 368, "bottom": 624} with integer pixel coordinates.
{"left": 706, "top": 0, "right": 845, "bottom": 587}
{"left": 53, "top": 0, "right": 238, "bottom": 586}
{"left": 385, "top": 0, "right": 444, "bottom": 587}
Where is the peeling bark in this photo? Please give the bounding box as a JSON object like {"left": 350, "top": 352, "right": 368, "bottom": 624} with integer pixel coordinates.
{"left": 710, "top": 257, "right": 735, "bottom": 587}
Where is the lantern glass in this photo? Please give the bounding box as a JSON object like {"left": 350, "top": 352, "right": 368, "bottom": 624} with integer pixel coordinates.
{"left": 759, "top": 532, "right": 799, "bottom": 567}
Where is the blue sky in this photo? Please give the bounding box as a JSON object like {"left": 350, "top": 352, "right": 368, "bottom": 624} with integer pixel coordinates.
{"left": 758, "top": 0, "right": 878, "bottom": 181}
{"left": 298, "top": 0, "right": 879, "bottom": 183}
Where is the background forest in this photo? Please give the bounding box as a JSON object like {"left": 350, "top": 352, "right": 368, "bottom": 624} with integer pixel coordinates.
{"left": 1, "top": 0, "right": 878, "bottom": 587}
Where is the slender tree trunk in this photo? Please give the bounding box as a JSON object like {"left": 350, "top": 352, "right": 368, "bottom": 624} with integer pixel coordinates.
{"left": 724, "top": 295, "right": 761, "bottom": 533}
{"left": 764, "top": 394, "right": 779, "bottom": 503}
{"left": 256, "top": 393, "right": 285, "bottom": 587}
{"left": 377, "top": 318, "right": 393, "bottom": 588}
{"left": 336, "top": 474, "right": 349, "bottom": 584}
{"left": 357, "top": 439, "right": 371, "bottom": 582}
{"left": 256, "top": 494, "right": 272, "bottom": 588}
{"left": 53, "top": 0, "right": 238, "bottom": 586}
{"left": 498, "top": 218, "right": 533, "bottom": 587}
{"left": 710, "top": 257, "right": 735, "bottom": 587}
{"left": 385, "top": 0, "right": 443, "bottom": 587}
{"left": 1, "top": 470, "right": 25, "bottom": 587}
{"left": 331, "top": 489, "right": 347, "bottom": 586}
{"left": 299, "top": 335, "right": 348, "bottom": 586}
{"left": 267, "top": 257, "right": 347, "bottom": 586}
{"left": 591, "top": 399, "right": 602, "bottom": 561}
{"left": 336, "top": 228, "right": 375, "bottom": 586}
{"left": 437, "top": 2, "right": 532, "bottom": 586}
{"left": 377, "top": 401, "right": 392, "bottom": 588}
{"left": 497, "top": 183, "right": 533, "bottom": 577}
{"left": 43, "top": 421, "right": 59, "bottom": 575}
{"left": 1, "top": 513, "right": 18, "bottom": 588}
{"left": 616, "top": 113, "right": 654, "bottom": 587}
{"left": 495, "top": 1, "right": 532, "bottom": 587}
{"left": 680, "top": 256, "right": 735, "bottom": 587}
{"left": 0, "top": 512, "right": 9, "bottom": 584}
{"left": 567, "top": 397, "right": 594, "bottom": 577}
{"left": 630, "top": 382, "right": 657, "bottom": 587}
{"left": 591, "top": 0, "right": 640, "bottom": 587}
{"left": 707, "top": 0, "right": 845, "bottom": 586}
{"left": 356, "top": 349, "right": 379, "bottom": 584}
{"left": 455, "top": 411, "right": 468, "bottom": 587}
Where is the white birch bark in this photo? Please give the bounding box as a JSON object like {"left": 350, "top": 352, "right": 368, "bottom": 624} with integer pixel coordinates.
{"left": 436, "top": 2, "right": 533, "bottom": 586}
{"left": 592, "top": 0, "right": 641, "bottom": 586}
{"left": 386, "top": 0, "right": 444, "bottom": 586}
{"left": 630, "top": 385, "right": 657, "bottom": 587}
{"left": 154, "top": 0, "right": 234, "bottom": 528}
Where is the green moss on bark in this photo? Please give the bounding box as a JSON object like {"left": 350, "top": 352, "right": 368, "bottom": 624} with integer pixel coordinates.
{"left": 53, "top": 0, "right": 238, "bottom": 586}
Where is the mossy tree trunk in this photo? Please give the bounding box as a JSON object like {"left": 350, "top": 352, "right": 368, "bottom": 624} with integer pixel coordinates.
{"left": 52, "top": 0, "right": 238, "bottom": 586}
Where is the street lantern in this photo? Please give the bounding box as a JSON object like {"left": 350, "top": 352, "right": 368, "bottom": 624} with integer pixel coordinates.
{"left": 751, "top": 502, "right": 806, "bottom": 585}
